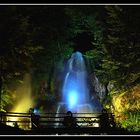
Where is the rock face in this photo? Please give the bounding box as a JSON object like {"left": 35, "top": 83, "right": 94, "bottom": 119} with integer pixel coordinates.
{"left": 89, "top": 73, "right": 106, "bottom": 103}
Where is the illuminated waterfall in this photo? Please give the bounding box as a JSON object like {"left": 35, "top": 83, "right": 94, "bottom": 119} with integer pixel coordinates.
{"left": 62, "top": 51, "right": 91, "bottom": 113}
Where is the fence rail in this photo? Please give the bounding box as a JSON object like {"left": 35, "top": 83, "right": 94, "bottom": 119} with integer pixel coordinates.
{"left": 0, "top": 111, "right": 115, "bottom": 131}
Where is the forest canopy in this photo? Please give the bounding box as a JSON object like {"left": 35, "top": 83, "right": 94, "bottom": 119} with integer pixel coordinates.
{"left": 0, "top": 5, "right": 140, "bottom": 132}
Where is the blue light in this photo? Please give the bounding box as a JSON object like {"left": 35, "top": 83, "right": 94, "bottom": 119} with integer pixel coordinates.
{"left": 67, "top": 90, "right": 78, "bottom": 108}
{"left": 33, "top": 108, "right": 40, "bottom": 115}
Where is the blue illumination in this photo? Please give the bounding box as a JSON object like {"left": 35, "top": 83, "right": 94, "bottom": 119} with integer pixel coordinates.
{"left": 62, "top": 51, "right": 90, "bottom": 112}
{"left": 59, "top": 51, "right": 103, "bottom": 114}
{"left": 33, "top": 108, "right": 40, "bottom": 115}
{"left": 68, "top": 90, "right": 78, "bottom": 108}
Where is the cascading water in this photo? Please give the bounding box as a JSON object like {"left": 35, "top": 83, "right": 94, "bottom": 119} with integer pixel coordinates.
{"left": 55, "top": 51, "right": 104, "bottom": 128}
{"left": 62, "top": 51, "right": 91, "bottom": 113}
{"left": 56, "top": 51, "right": 102, "bottom": 114}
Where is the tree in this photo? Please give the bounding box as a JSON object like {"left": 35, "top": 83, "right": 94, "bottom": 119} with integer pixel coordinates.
{"left": 0, "top": 6, "right": 40, "bottom": 111}
{"left": 102, "top": 5, "right": 140, "bottom": 131}
{"left": 103, "top": 5, "right": 140, "bottom": 88}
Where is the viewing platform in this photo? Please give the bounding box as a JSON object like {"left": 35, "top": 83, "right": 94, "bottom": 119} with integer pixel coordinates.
{"left": 0, "top": 111, "right": 133, "bottom": 135}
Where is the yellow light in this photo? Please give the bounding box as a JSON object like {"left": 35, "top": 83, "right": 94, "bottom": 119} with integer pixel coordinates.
{"left": 7, "top": 73, "right": 34, "bottom": 129}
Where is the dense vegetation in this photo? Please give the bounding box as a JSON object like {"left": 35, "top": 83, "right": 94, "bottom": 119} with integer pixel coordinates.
{"left": 0, "top": 5, "right": 140, "bottom": 132}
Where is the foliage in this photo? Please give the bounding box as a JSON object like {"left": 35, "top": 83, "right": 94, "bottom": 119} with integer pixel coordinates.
{"left": 102, "top": 5, "right": 140, "bottom": 88}
{"left": 0, "top": 6, "right": 41, "bottom": 109}
{"left": 0, "top": 6, "right": 140, "bottom": 131}
{"left": 109, "top": 84, "right": 140, "bottom": 131}
{"left": 119, "top": 111, "right": 140, "bottom": 132}
{"left": 1, "top": 85, "right": 13, "bottom": 111}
